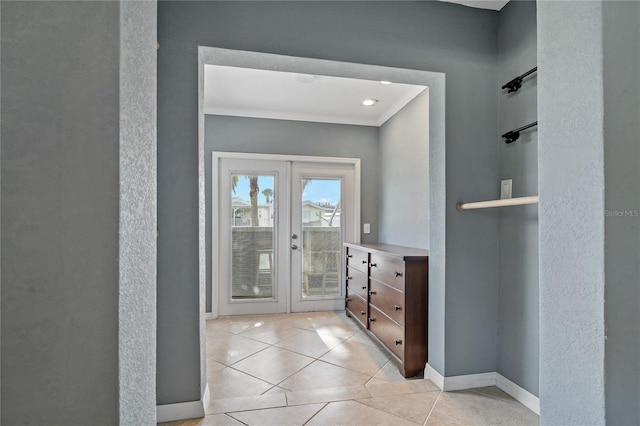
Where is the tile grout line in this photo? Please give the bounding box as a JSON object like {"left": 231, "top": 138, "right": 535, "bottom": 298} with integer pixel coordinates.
{"left": 224, "top": 344, "right": 272, "bottom": 368}
{"left": 301, "top": 402, "right": 329, "bottom": 426}
{"left": 271, "top": 340, "right": 336, "bottom": 361}
{"left": 224, "top": 412, "right": 250, "bottom": 426}
{"left": 423, "top": 390, "right": 443, "bottom": 426}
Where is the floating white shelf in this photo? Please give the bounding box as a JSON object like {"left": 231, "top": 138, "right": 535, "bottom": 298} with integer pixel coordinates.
{"left": 456, "top": 196, "right": 539, "bottom": 211}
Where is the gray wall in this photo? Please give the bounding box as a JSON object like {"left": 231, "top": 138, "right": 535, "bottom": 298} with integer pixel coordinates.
{"left": 1, "top": 1, "right": 158, "bottom": 424}
{"left": 378, "top": 90, "right": 430, "bottom": 250}
{"left": 538, "top": 1, "right": 606, "bottom": 423}
{"left": 496, "top": 0, "right": 538, "bottom": 397}
{"left": 603, "top": 2, "right": 640, "bottom": 424}
{"left": 1, "top": 2, "right": 120, "bottom": 423}
{"left": 158, "top": 0, "right": 499, "bottom": 404}
{"left": 205, "top": 114, "right": 379, "bottom": 313}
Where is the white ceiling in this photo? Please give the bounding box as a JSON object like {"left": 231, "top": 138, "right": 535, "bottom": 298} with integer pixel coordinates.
{"left": 204, "top": 65, "right": 427, "bottom": 127}
{"left": 439, "top": 0, "right": 510, "bottom": 11}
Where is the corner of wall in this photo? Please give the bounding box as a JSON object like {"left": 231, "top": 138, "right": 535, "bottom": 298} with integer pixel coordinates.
{"left": 156, "top": 384, "right": 210, "bottom": 423}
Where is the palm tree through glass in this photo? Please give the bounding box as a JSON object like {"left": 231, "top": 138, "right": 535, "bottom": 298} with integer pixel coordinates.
{"left": 230, "top": 175, "right": 275, "bottom": 299}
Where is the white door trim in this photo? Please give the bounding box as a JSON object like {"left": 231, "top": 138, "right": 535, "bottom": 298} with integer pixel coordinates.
{"left": 212, "top": 151, "right": 361, "bottom": 318}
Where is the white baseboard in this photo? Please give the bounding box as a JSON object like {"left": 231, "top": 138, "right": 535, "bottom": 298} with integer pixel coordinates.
{"left": 157, "top": 383, "right": 210, "bottom": 423}
{"left": 495, "top": 373, "right": 539, "bottom": 415}
{"left": 425, "top": 363, "right": 445, "bottom": 389}
{"left": 444, "top": 371, "right": 496, "bottom": 392}
{"left": 202, "top": 383, "right": 210, "bottom": 414}
{"left": 205, "top": 312, "right": 216, "bottom": 320}
{"left": 424, "top": 363, "right": 539, "bottom": 415}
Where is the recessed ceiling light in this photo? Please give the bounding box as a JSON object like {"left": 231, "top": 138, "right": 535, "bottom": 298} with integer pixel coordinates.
{"left": 361, "top": 98, "right": 379, "bottom": 107}
{"left": 380, "top": 80, "right": 392, "bottom": 85}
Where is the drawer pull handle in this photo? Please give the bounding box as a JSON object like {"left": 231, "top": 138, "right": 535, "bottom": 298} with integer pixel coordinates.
{"left": 394, "top": 305, "right": 401, "bottom": 311}
{"left": 362, "top": 286, "right": 367, "bottom": 290}
{"left": 346, "top": 276, "right": 353, "bottom": 280}
{"left": 346, "top": 298, "right": 352, "bottom": 302}
{"left": 368, "top": 290, "right": 376, "bottom": 296}
{"left": 370, "top": 263, "right": 377, "bottom": 267}
{"left": 368, "top": 317, "right": 376, "bottom": 322}
{"left": 360, "top": 311, "right": 366, "bottom": 316}
{"left": 347, "top": 254, "right": 353, "bottom": 258}
{"left": 394, "top": 272, "right": 403, "bottom": 277}
{"left": 394, "top": 339, "right": 403, "bottom": 346}
{"left": 362, "top": 260, "right": 367, "bottom": 264}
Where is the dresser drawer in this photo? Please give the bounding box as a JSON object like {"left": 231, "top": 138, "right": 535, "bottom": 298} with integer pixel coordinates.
{"left": 346, "top": 293, "right": 368, "bottom": 328}
{"left": 346, "top": 247, "right": 369, "bottom": 274}
{"left": 369, "top": 279, "right": 404, "bottom": 325}
{"left": 346, "top": 267, "right": 368, "bottom": 300}
{"left": 369, "top": 305, "right": 404, "bottom": 360}
{"left": 370, "top": 253, "right": 405, "bottom": 291}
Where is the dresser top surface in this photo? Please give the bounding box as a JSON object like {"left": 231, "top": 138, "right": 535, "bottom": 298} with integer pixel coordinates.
{"left": 344, "top": 242, "right": 429, "bottom": 261}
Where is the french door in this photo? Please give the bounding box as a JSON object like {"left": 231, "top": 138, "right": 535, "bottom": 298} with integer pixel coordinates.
{"left": 213, "top": 153, "right": 359, "bottom": 316}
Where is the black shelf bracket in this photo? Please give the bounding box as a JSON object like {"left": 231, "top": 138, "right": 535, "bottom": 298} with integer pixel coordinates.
{"left": 502, "top": 121, "right": 537, "bottom": 144}
{"left": 501, "top": 67, "right": 537, "bottom": 93}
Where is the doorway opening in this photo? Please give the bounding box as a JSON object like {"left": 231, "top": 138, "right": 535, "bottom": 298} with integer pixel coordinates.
{"left": 198, "top": 47, "right": 446, "bottom": 408}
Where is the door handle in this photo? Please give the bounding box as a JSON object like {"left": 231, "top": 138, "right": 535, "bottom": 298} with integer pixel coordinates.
{"left": 291, "top": 245, "right": 298, "bottom": 250}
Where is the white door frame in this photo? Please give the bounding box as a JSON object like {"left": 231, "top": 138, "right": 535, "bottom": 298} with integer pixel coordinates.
{"left": 212, "top": 151, "right": 361, "bottom": 318}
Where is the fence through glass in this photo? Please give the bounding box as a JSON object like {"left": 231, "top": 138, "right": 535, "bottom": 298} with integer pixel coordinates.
{"left": 300, "top": 178, "right": 342, "bottom": 298}
{"left": 230, "top": 174, "right": 276, "bottom": 300}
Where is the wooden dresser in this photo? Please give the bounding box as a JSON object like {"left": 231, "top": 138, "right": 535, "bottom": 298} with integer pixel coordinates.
{"left": 344, "top": 242, "right": 429, "bottom": 378}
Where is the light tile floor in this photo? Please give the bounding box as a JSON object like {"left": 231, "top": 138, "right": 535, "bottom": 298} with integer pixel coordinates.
{"left": 161, "top": 311, "right": 539, "bottom": 426}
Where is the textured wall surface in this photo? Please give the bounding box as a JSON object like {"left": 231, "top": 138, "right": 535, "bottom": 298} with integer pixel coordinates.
{"left": 1, "top": 2, "right": 120, "bottom": 423}
{"left": 118, "top": 1, "right": 158, "bottom": 424}
{"left": 538, "top": 1, "right": 606, "bottom": 423}
{"left": 496, "top": 0, "right": 539, "bottom": 397}
{"left": 378, "top": 90, "right": 430, "bottom": 250}
{"left": 205, "top": 115, "right": 379, "bottom": 313}
{"left": 603, "top": 2, "right": 640, "bottom": 424}
{"left": 158, "top": 1, "right": 499, "bottom": 404}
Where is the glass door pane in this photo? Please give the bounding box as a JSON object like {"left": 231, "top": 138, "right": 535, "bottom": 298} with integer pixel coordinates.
{"left": 290, "top": 161, "right": 356, "bottom": 313}
{"left": 230, "top": 175, "right": 276, "bottom": 300}
{"left": 301, "top": 178, "right": 343, "bottom": 298}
